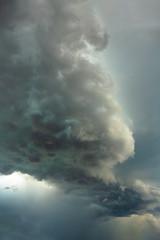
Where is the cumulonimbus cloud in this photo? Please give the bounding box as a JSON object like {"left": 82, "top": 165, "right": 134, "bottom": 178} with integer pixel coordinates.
{"left": 2, "top": 2, "right": 160, "bottom": 238}
{"left": 0, "top": 0, "right": 134, "bottom": 186}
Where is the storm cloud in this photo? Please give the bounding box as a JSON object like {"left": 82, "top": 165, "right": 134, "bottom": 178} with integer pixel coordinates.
{"left": 1, "top": 1, "right": 160, "bottom": 239}
{"left": 0, "top": 0, "right": 134, "bottom": 183}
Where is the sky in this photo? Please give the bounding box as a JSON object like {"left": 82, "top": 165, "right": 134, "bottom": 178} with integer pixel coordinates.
{"left": 0, "top": 0, "right": 160, "bottom": 239}
{"left": 94, "top": 0, "right": 160, "bottom": 184}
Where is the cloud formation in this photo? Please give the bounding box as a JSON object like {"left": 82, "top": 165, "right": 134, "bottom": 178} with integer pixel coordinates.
{"left": 0, "top": 0, "right": 134, "bottom": 185}
{"left": 0, "top": 1, "right": 145, "bottom": 232}
{"left": 1, "top": 1, "right": 160, "bottom": 239}
{"left": 0, "top": 173, "right": 160, "bottom": 240}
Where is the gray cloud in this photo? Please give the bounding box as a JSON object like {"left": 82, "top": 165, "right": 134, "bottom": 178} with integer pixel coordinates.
{"left": 0, "top": 174, "right": 159, "bottom": 240}
{"left": 0, "top": 0, "right": 134, "bottom": 183}
{"left": 0, "top": 1, "right": 150, "bottom": 239}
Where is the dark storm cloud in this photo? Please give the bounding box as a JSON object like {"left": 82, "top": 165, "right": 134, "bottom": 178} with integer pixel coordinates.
{"left": 0, "top": 0, "right": 147, "bottom": 232}
{"left": 0, "top": 0, "right": 160, "bottom": 240}
{"left": 0, "top": 0, "right": 134, "bottom": 182}
{"left": 1, "top": 0, "right": 160, "bottom": 239}
{"left": 0, "top": 2, "right": 154, "bottom": 238}
{"left": 0, "top": 0, "right": 143, "bottom": 233}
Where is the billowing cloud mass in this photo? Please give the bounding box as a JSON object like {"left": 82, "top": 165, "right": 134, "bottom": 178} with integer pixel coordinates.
{"left": 0, "top": 0, "right": 134, "bottom": 182}
{"left": 2, "top": 0, "right": 160, "bottom": 239}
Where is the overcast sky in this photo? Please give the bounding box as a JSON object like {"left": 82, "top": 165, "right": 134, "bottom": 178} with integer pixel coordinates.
{"left": 0, "top": 0, "right": 160, "bottom": 239}
{"left": 93, "top": 0, "right": 160, "bottom": 184}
